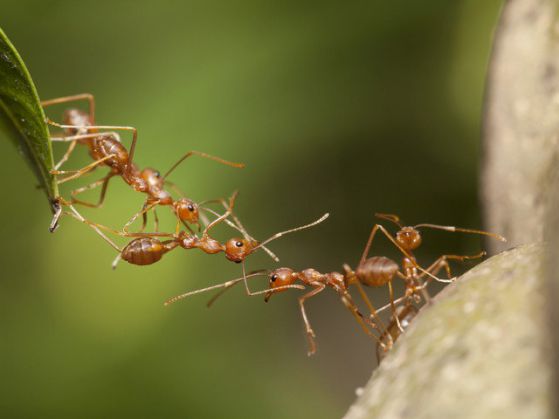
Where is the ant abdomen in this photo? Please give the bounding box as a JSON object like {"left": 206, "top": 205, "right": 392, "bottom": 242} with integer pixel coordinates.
{"left": 356, "top": 256, "right": 399, "bottom": 287}
{"left": 92, "top": 135, "right": 129, "bottom": 169}
{"left": 121, "top": 237, "right": 178, "bottom": 265}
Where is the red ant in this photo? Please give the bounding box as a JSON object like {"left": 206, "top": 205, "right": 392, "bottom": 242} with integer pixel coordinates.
{"left": 163, "top": 214, "right": 505, "bottom": 356}
{"left": 362, "top": 213, "right": 505, "bottom": 324}
{"left": 163, "top": 264, "right": 384, "bottom": 356}
{"left": 41, "top": 94, "right": 244, "bottom": 234}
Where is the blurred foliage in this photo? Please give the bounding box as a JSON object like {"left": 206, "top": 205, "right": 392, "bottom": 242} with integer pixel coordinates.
{"left": 0, "top": 1, "right": 502, "bottom": 418}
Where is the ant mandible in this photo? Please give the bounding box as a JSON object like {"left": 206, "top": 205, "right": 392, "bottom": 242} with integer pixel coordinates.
{"left": 42, "top": 94, "right": 244, "bottom": 234}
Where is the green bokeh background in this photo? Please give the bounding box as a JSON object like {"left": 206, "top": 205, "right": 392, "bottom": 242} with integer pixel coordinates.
{"left": 1, "top": 1, "right": 502, "bottom": 418}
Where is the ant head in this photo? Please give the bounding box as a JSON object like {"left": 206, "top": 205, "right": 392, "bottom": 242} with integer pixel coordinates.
{"left": 224, "top": 238, "right": 257, "bottom": 263}
{"left": 141, "top": 168, "right": 172, "bottom": 205}
{"left": 265, "top": 268, "right": 297, "bottom": 301}
{"left": 396, "top": 226, "right": 422, "bottom": 251}
{"left": 173, "top": 198, "right": 199, "bottom": 225}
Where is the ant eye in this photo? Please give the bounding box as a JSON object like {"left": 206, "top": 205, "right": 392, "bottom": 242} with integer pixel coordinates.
{"left": 271, "top": 274, "right": 278, "bottom": 282}
{"left": 235, "top": 241, "right": 243, "bottom": 247}
{"left": 187, "top": 204, "right": 195, "bottom": 211}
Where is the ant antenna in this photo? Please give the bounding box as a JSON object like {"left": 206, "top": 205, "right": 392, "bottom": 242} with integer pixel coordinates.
{"left": 202, "top": 191, "right": 238, "bottom": 236}
{"left": 253, "top": 213, "right": 330, "bottom": 253}
{"left": 162, "top": 151, "right": 245, "bottom": 181}
{"left": 375, "top": 213, "right": 403, "bottom": 228}
{"left": 164, "top": 271, "right": 304, "bottom": 306}
{"left": 413, "top": 224, "right": 507, "bottom": 242}
{"left": 164, "top": 272, "right": 268, "bottom": 306}
{"left": 206, "top": 269, "right": 268, "bottom": 307}
{"left": 201, "top": 198, "right": 280, "bottom": 262}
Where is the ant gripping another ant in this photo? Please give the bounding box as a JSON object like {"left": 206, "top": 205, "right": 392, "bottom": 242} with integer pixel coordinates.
{"left": 163, "top": 213, "right": 505, "bottom": 357}
{"left": 42, "top": 94, "right": 244, "bottom": 236}
{"left": 65, "top": 190, "right": 329, "bottom": 281}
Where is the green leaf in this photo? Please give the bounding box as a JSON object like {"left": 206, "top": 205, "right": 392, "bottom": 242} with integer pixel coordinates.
{"left": 0, "top": 27, "right": 58, "bottom": 208}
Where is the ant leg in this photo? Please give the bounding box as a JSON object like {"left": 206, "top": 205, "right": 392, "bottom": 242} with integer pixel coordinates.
{"left": 375, "top": 251, "right": 487, "bottom": 315}
{"left": 153, "top": 208, "right": 160, "bottom": 232}
{"left": 417, "top": 251, "right": 486, "bottom": 282}
{"left": 414, "top": 251, "right": 486, "bottom": 303}
{"left": 388, "top": 280, "right": 404, "bottom": 333}
{"left": 376, "top": 295, "right": 407, "bottom": 315}
{"left": 123, "top": 200, "right": 160, "bottom": 234}
{"left": 339, "top": 291, "right": 386, "bottom": 348}
{"left": 163, "top": 180, "right": 186, "bottom": 198}
{"left": 53, "top": 141, "right": 77, "bottom": 171}
{"left": 50, "top": 131, "right": 121, "bottom": 182}
{"left": 298, "top": 283, "right": 326, "bottom": 356}
{"left": 141, "top": 203, "right": 149, "bottom": 233}
{"left": 375, "top": 213, "right": 403, "bottom": 226}
{"left": 201, "top": 191, "right": 238, "bottom": 237}
{"left": 63, "top": 206, "right": 171, "bottom": 241}
{"left": 198, "top": 211, "right": 210, "bottom": 230}
{"left": 204, "top": 197, "right": 279, "bottom": 262}
{"left": 112, "top": 254, "right": 122, "bottom": 270}
{"left": 54, "top": 154, "right": 116, "bottom": 185}
{"left": 353, "top": 281, "right": 388, "bottom": 333}
{"left": 70, "top": 173, "right": 114, "bottom": 208}
{"left": 46, "top": 120, "right": 138, "bottom": 169}
{"left": 163, "top": 271, "right": 303, "bottom": 306}
{"left": 61, "top": 203, "right": 121, "bottom": 252}
{"left": 41, "top": 93, "right": 95, "bottom": 122}
{"left": 50, "top": 132, "right": 121, "bottom": 143}
{"left": 162, "top": 151, "right": 244, "bottom": 180}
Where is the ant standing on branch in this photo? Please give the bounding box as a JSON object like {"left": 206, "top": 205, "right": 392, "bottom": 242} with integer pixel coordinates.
{"left": 163, "top": 213, "right": 505, "bottom": 357}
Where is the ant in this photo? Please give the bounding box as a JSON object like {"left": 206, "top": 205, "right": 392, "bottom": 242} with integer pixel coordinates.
{"left": 163, "top": 266, "right": 386, "bottom": 357}
{"left": 163, "top": 214, "right": 505, "bottom": 356}
{"left": 66, "top": 190, "right": 329, "bottom": 275}
{"left": 360, "top": 213, "right": 505, "bottom": 326}
{"left": 41, "top": 94, "right": 244, "bottom": 234}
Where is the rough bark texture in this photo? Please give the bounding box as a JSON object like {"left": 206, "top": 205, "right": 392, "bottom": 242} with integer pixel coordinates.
{"left": 482, "top": 0, "right": 559, "bottom": 254}
{"left": 545, "top": 166, "right": 559, "bottom": 418}
{"left": 344, "top": 244, "right": 551, "bottom": 419}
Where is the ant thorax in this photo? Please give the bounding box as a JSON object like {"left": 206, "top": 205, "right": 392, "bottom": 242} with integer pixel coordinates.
{"left": 179, "top": 234, "right": 223, "bottom": 255}
{"left": 299, "top": 268, "right": 324, "bottom": 284}
{"left": 324, "top": 271, "right": 345, "bottom": 290}
{"left": 121, "top": 165, "right": 148, "bottom": 192}
{"left": 140, "top": 168, "right": 173, "bottom": 205}
{"left": 401, "top": 255, "right": 418, "bottom": 277}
